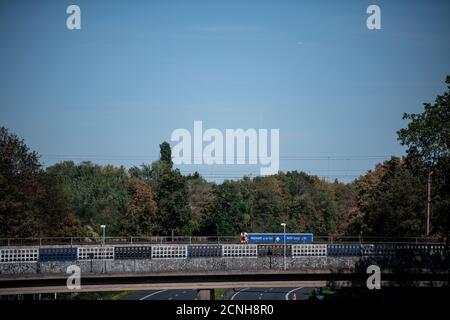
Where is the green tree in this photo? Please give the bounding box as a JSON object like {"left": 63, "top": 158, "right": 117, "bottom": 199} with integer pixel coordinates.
{"left": 200, "top": 181, "right": 252, "bottom": 236}
{"left": 352, "top": 158, "right": 426, "bottom": 237}
{"left": 159, "top": 141, "right": 173, "bottom": 166}
{"left": 397, "top": 76, "right": 450, "bottom": 237}
{"left": 36, "top": 174, "right": 81, "bottom": 237}
{"left": 186, "top": 173, "right": 214, "bottom": 235}
{"left": 152, "top": 141, "right": 192, "bottom": 235}
{"left": 0, "top": 127, "right": 42, "bottom": 236}
{"left": 121, "top": 178, "right": 158, "bottom": 236}
{"left": 46, "top": 161, "right": 129, "bottom": 234}
{"left": 250, "top": 176, "right": 286, "bottom": 232}
{"left": 276, "top": 171, "right": 338, "bottom": 235}
{"left": 0, "top": 127, "right": 80, "bottom": 237}
{"left": 331, "top": 181, "right": 357, "bottom": 235}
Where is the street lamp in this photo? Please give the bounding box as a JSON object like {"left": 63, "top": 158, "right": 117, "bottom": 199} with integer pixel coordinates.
{"left": 100, "top": 225, "right": 106, "bottom": 244}
{"left": 281, "top": 223, "right": 287, "bottom": 271}
{"left": 426, "top": 171, "right": 433, "bottom": 236}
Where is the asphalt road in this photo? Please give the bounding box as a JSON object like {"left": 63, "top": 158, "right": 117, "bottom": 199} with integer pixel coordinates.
{"left": 124, "top": 289, "right": 198, "bottom": 300}
{"left": 124, "top": 287, "right": 314, "bottom": 300}
{"left": 231, "top": 287, "right": 314, "bottom": 300}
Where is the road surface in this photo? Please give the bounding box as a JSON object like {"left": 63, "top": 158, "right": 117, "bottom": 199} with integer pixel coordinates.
{"left": 231, "top": 287, "right": 313, "bottom": 300}
{"left": 124, "top": 287, "right": 313, "bottom": 300}
{"left": 124, "top": 289, "right": 197, "bottom": 300}
{"left": 123, "top": 289, "right": 198, "bottom": 300}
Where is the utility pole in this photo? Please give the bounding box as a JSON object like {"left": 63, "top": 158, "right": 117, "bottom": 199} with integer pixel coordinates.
{"left": 426, "top": 171, "right": 432, "bottom": 236}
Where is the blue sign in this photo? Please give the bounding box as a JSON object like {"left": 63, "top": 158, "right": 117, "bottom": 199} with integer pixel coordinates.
{"left": 247, "top": 233, "right": 313, "bottom": 243}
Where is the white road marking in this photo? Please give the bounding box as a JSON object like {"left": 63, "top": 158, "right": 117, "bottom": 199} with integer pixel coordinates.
{"left": 231, "top": 288, "right": 249, "bottom": 300}
{"left": 139, "top": 290, "right": 168, "bottom": 300}
{"left": 285, "top": 287, "right": 303, "bottom": 300}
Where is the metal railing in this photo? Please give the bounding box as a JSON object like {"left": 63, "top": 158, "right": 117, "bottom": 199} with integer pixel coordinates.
{"left": 312, "top": 235, "right": 445, "bottom": 244}
{"left": 0, "top": 235, "right": 445, "bottom": 247}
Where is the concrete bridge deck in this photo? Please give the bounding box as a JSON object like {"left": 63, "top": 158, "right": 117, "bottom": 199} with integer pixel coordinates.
{"left": 0, "top": 269, "right": 448, "bottom": 295}
{"left": 0, "top": 242, "right": 448, "bottom": 295}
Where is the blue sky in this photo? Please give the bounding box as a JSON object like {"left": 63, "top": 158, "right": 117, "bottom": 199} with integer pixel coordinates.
{"left": 1, "top": 0, "right": 449, "bottom": 181}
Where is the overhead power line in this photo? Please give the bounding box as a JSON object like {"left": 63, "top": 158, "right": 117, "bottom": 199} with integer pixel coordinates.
{"left": 40, "top": 154, "right": 392, "bottom": 161}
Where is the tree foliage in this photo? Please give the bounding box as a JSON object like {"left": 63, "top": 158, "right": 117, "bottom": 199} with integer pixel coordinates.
{"left": 46, "top": 161, "right": 129, "bottom": 235}
{"left": 397, "top": 76, "right": 450, "bottom": 237}
{"left": 121, "top": 178, "right": 158, "bottom": 236}
{"left": 398, "top": 76, "right": 450, "bottom": 166}
{"left": 199, "top": 180, "right": 252, "bottom": 236}
{"left": 351, "top": 157, "right": 426, "bottom": 236}
{"left": 0, "top": 127, "right": 80, "bottom": 237}
{"left": 2, "top": 78, "right": 448, "bottom": 239}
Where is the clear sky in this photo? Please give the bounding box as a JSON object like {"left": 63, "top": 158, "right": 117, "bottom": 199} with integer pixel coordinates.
{"left": 1, "top": 0, "right": 449, "bottom": 181}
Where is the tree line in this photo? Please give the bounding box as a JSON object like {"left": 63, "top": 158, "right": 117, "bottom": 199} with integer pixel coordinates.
{"left": 1, "top": 77, "right": 448, "bottom": 239}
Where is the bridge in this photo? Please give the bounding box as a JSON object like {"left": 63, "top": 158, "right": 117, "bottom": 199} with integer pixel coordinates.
{"left": 0, "top": 237, "right": 448, "bottom": 299}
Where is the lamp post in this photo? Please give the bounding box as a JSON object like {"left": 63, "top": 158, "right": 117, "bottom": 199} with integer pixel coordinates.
{"left": 100, "top": 225, "right": 106, "bottom": 274}
{"left": 100, "top": 225, "right": 106, "bottom": 244}
{"left": 281, "top": 223, "right": 287, "bottom": 271}
{"left": 426, "top": 171, "right": 433, "bottom": 236}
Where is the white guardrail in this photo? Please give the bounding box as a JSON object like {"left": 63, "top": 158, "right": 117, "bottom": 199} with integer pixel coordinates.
{"left": 0, "top": 243, "right": 447, "bottom": 263}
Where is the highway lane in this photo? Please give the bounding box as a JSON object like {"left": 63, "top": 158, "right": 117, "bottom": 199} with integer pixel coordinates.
{"left": 231, "top": 287, "right": 314, "bottom": 300}
{"left": 123, "top": 289, "right": 198, "bottom": 300}
{"left": 124, "top": 287, "right": 314, "bottom": 300}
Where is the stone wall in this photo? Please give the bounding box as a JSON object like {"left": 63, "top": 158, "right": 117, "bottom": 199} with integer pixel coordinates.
{"left": 0, "top": 256, "right": 363, "bottom": 276}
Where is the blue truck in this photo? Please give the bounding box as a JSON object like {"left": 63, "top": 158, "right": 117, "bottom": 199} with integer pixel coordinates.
{"left": 243, "top": 233, "right": 313, "bottom": 244}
